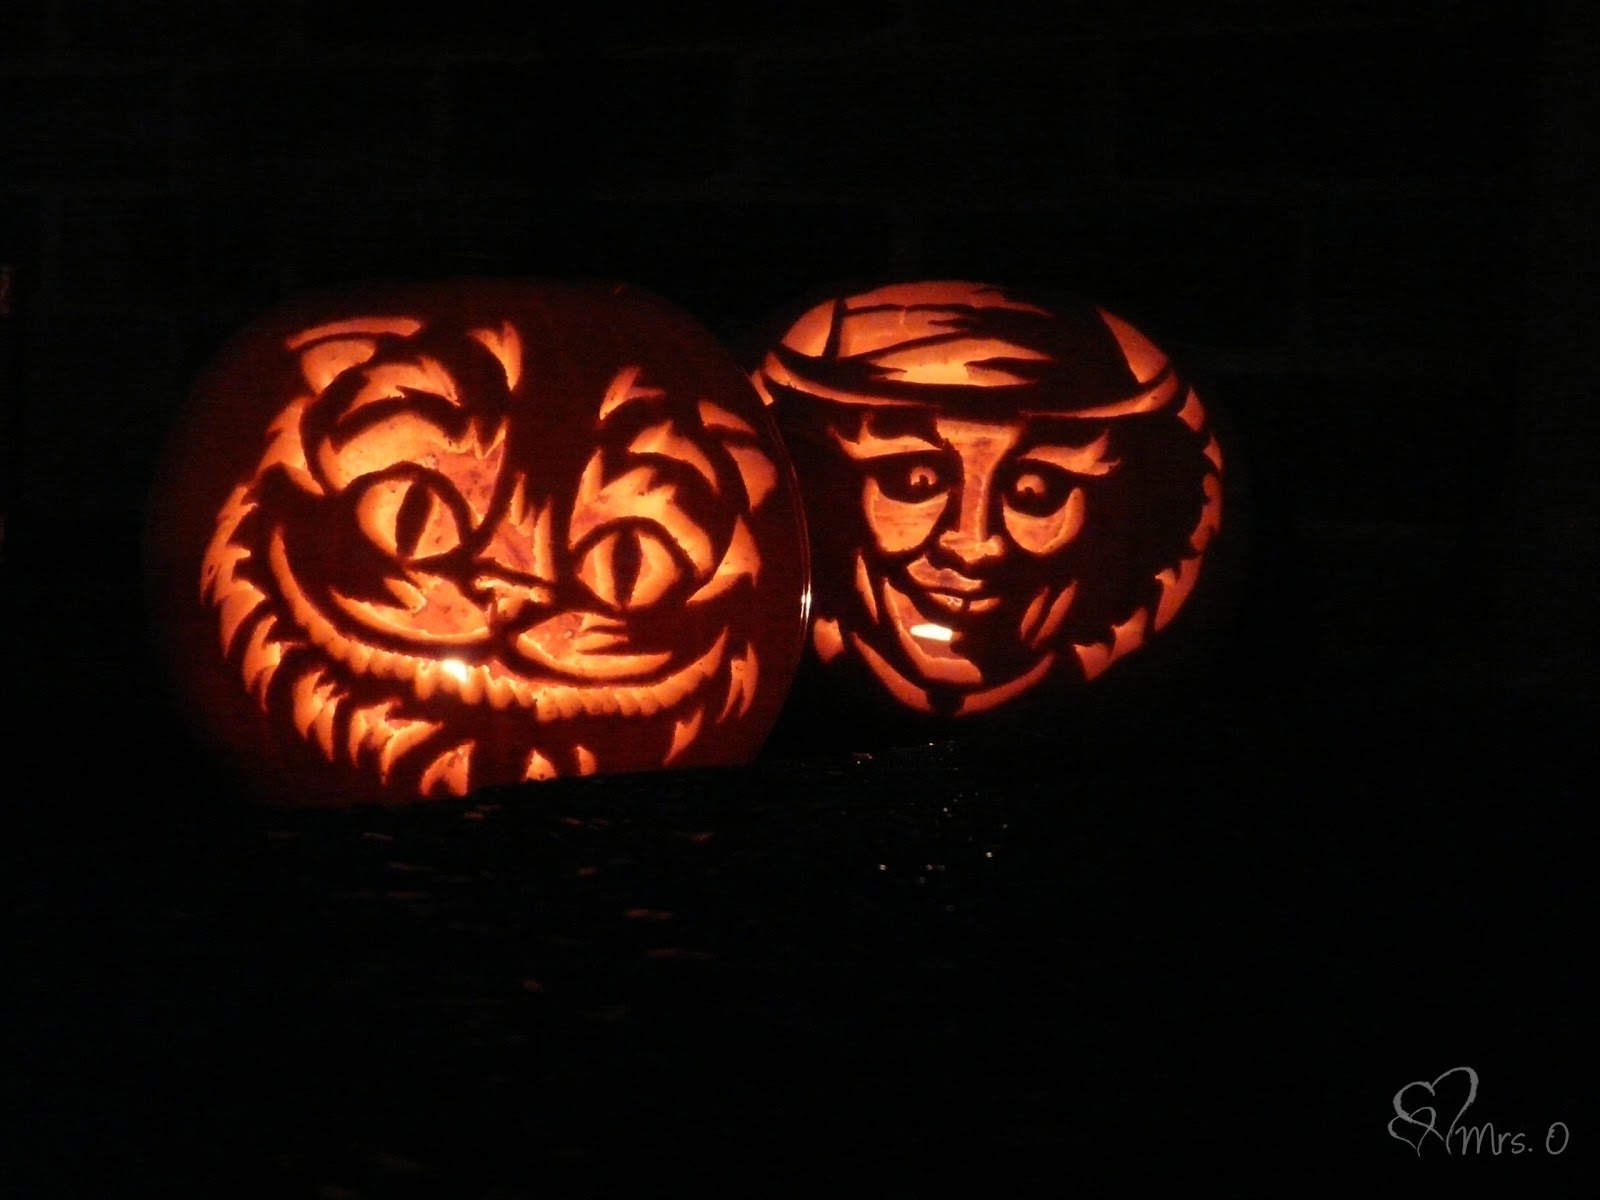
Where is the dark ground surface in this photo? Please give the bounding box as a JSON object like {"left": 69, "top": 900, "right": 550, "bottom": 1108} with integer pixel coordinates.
{"left": 3, "top": 526, "right": 1594, "bottom": 1195}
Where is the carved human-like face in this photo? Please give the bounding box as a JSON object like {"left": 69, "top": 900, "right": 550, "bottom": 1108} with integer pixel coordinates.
{"left": 828, "top": 407, "right": 1121, "bottom": 706}
{"left": 755, "top": 281, "right": 1223, "bottom": 718}
{"left": 165, "top": 284, "right": 806, "bottom": 802}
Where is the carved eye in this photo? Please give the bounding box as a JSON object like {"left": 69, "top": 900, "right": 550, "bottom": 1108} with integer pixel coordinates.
{"left": 355, "top": 474, "right": 469, "bottom": 560}
{"left": 1005, "top": 463, "right": 1073, "bottom": 518}
{"left": 873, "top": 456, "right": 948, "bottom": 504}
{"left": 575, "top": 524, "right": 684, "bottom": 612}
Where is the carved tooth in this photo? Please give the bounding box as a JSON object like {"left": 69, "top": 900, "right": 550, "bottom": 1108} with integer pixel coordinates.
{"left": 574, "top": 745, "right": 598, "bottom": 776}
{"left": 553, "top": 686, "right": 583, "bottom": 721}
{"left": 456, "top": 664, "right": 486, "bottom": 706}
{"left": 486, "top": 674, "right": 515, "bottom": 710}
{"left": 414, "top": 660, "right": 440, "bottom": 701}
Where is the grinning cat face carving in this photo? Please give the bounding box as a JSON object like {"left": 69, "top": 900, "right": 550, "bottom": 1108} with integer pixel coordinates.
{"left": 151, "top": 282, "right": 807, "bottom": 804}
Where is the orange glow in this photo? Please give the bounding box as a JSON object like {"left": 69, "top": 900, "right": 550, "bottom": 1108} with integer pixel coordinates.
{"left": 176, "top": 286, "right": 806, "bottom": 803}
{"left": 758, "top": 280, "right": 1225, "bottom": 716}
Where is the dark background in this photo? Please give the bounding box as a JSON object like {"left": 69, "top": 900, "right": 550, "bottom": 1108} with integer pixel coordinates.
{"left": 2, "top": 0, "right": 1594, "bottom": 1192}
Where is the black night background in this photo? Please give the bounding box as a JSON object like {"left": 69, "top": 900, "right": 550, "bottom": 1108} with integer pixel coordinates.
{"left": 2, "top": 0, "right": 1595, "bottom": 1192}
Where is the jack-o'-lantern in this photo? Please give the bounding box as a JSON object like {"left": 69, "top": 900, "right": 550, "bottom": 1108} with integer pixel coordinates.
{"left": 146, "top": 279, "right": 808, "bottom": 805}
{"left": 753, "top": 281, "right": 1223, "bottom": 726}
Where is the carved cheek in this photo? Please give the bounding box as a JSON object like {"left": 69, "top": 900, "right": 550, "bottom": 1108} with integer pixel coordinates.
{"left": 863, "top": 479, "right": 947, "bottom": 556}
{"left": 1004, "top": 486, "right": 1086, "bottom": 556}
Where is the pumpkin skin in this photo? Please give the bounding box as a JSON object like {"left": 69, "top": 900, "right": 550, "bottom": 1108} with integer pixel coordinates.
{"left": 753, "top": 281, "right": 1223, "bottom": 726}
{"left": 146, "top": 279, "right": 808, "bottom": 805}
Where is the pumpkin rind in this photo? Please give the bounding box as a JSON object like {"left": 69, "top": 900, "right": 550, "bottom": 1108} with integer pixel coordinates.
{"left": 147, "top": 279, "right": 808, "bottom": 805}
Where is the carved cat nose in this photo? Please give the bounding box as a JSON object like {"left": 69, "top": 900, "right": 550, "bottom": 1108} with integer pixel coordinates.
{"left": 472, "top": 570, "right": 557, "bottom": 625}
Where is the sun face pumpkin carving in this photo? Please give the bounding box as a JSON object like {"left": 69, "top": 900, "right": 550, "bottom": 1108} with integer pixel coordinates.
{"left": 147, "top": 280, "right": 808, "bottom": 804}
{"left": 754, "top": 281, "right": 1223, "bottom": 721}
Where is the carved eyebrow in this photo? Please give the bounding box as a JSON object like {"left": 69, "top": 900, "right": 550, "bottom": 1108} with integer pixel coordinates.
{"left": 1018, "top": 432, "right": 1119, "bottom": 476}
{"left": 829, "top": 427, "right": 942, "bottom": 460}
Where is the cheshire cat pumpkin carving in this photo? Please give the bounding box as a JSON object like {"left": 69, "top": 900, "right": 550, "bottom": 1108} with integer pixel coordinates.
{"left": 754, "top": 281, "right": 1223, "bottom": 723}
{"left": 147, "top": 280, "right": 808, "bottom": 805}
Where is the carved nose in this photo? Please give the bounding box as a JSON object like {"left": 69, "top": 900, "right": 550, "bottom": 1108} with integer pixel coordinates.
{"left": 937, "top": 525, "right": 1005, "bottom": 570}
{"left": 937, "top": 469, "right": 1006, "bottom": 571}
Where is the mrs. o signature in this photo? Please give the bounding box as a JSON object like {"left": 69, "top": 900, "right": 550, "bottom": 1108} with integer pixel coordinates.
{"left": 1389, "top": 1066, "right": 1570, "bottom": 1156}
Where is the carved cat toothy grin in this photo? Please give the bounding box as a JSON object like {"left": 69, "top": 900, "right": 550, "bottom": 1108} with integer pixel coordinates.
{"left": 160, "top": 282, "right": 806, "bottom": 802}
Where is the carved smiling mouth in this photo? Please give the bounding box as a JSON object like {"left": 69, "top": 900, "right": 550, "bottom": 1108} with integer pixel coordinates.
{"left": 269, "top": 526, "right": 728, "bottom": 719}
{"left": 903, "top": 561, "right": 1003, "bottom": 617}
{"left": 921, "top": 588, "right": 1002, "bottom": 616}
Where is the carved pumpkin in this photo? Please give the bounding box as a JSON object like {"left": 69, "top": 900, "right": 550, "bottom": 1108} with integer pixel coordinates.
{"left": 753, "top": 281, "right": 1223, "bottom": 724}
{"left": 147, "top": 279, "right": 808, "bottom": 805}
